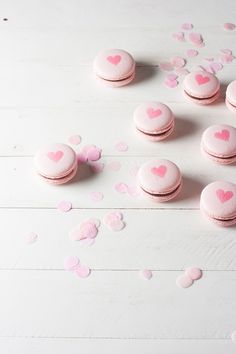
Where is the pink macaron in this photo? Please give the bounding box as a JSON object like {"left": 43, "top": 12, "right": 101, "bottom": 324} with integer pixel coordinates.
{"left": 34, "top": 143, "right": 78, "bottom": 185}
{"left": 225, "top": 80, "right": 236, "bottom": 113}
{"left": 93, "top": 49, "right": 135, "bottom": 87}
{"left": 183, "top": 71, "right": 220, "bottom": 104}
{"left": 133, "top": 102, "right": 174, "bottom": 141}
{"left": 138, "top": 158, "right": 182, "bottom": 202}
{"left": 201, "top": 124, "right": 236, "bottom": 164}
{"left": 200, "top": 181, "right": 236, "bottom": 226}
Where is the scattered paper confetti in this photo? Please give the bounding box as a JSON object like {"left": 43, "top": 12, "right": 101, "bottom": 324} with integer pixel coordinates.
{"left": 166, "top": 73, "right": 178, "bottom": 81}
{"left": 87, "top": 218, "right": 101, "bottom": 228}
{"left": 90, "top": 162, "right": 105, "bottom": 173}
{"left": 70, "top": 220, "right": 99, "bottom": 241}
{"left": 87, "top": 145, "right": 102, "bottom": 161}
{"left": 164, "top": 78, "right": 178, "bottom": 88}
{"left": 68, "top": 135, "right": 81, "bottom": 145}
{"left": 25, "top": 232, "right": 38, "bottom": 244}
{"left": 64, "top": 256, "right": 80, "bottom": 271}
{"left": 115, "top": 141, "right": 129, "bottom": 152}
{"left": 57, "top": 200, "right": 72, "bottom": 212}
{"left": 185, "top": 267, "right": 202, "bottom": 280}
{"left": 210, "top": 62, "right": 223, "bottom": 73}
{"left": 189, "top": 32, "right": 204, "bottom": 46}
{"left": 220, "top": 48, "right": 232, "bottom": 55}
{"left": 186, "top": 49, "right": 198, "bottom": 57}
{"left": 176, "top": 274, "right": 193, "bottom": 288}
{"left": 181, "top": 23, "right": 193, "bottom": 30}
{"left": 90, "top": 191, "right": 104, "bottom": 202}
{"left": 172, "top": 31, "right": 185, "bottom": 42}
{"left": 159, "top": 61, "right": 174, "bottom": 71}
{"left": 114, "top": 182, "right": 129, "bottom": 194}
{"left": 223, "top": 23, "right": 236, "bottom": 31}
{"left": 171, "top": 56, "right": 186, "bottom": 68}
{"left": 220, "top": 53, "right": 234, "bottom": 64}
{"left": 75, "top": 264, "right": 91, "bottom": 278}
{"left": 109, "top": 219, "right": 125, "bottom": 231}
{"left": 140, "top": 269, "right": 153, "bottom": 280}
{"left": 103, "top": 211, "right": 125, "bottom": 231}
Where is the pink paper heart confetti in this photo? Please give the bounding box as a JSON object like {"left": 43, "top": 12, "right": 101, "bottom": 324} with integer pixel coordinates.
{"left": 140, "top": 269, "right": 153, "bottom": 280}
{"left": 64, "top": 256, "right": 80, "bottom": 271}
{"left": 57, "top": 200, "right": 72, "bottom": 212}
{"left": 68, "top": 135, "right": 81, "bottom": 145}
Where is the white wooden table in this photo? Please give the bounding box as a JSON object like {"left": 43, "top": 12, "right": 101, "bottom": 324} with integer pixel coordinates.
{"left": 0, "top": 0, "right": 236, "bottom": 353}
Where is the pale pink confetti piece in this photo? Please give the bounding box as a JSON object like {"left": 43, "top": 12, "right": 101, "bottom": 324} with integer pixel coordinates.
{"left": 186, "top": 49, "right": 198, "bottom": 57}
{"left": 166, "top": 73, "right": 178, "bottom": 80}
{"left": 175, "top": 68, "right": 189, "bottom": 76}
{"left": 68, "top": 135, "right": 81, "bottom": 145}
{"left": 115, "top": 141, "right": 128, "bottom": 152}
{"left": 220, "top": 54, "right": 234, "bottom": 64}
{"left": 159, "top": 61, "right": 174, "bottom": 71}
{"left": 90, "top": 191, "right": 104, "bottom": 202}
{"left": 181, "top": 23, "right": 193, "bottom": 30}
{"left": 80, "top": 237, "right": 96, "bottom": 247}
{"left": 87, "top": 218, "right": 101, "bottom": 228}
{"left": 106, "top": 161, "right": 121, "bottom": 172}
{"left": 170, "top": 56, "right": 186, "bottom": 68}
{"left": 220, "top": 49, "right": 232, "bottom": 55}
{"left": 70, "top": 222, "right": 98, "bottom": 241}
{"left": 189, "top": 32, "right": 203, "bottom": 45}
{"left": 103, "top": 212, "right": 123, "bottom": 225}
{"left": 87, "top": 146, "right": 102, "bottom": 161}
{"left": 205, "top": 66, "right": 215, "bottom": 74}
{"left": 127, "top": 185, "right": 140, "bottom": 197}
{"left": 231, "top": 330, "right": 236, "bottom": 343}
{"left": 109, "top": 219, "right": 125, "bottom": 231}
{"left": 75, "top": 264, "right": 91, "bottom": 278}
{"left": 114, "top": 182, "right": 128, "bottom": 194}
{"left": 25, "top": 232, "right": 38, "bottom": 244}
{"left": 210, "top": 62, "right": 223, "bottom": 73}
{"left": 64, "top": 256, "right": 80, "bottom": 271}
{"left": 185, "top": 267, "right": 202, "bottom": 281}
{"left": 176, "top": 274, "right": 193, "bottom": 288}
{"left": 195, "top": 41, "right": 205, "bottom": 48}
{"left": 223, "top": 23, "right": 236, "bottom": 31}
{"left": 164, "top": 78, "right": 178, "bottom": 88}
{"left": 57, "top": 200, "right": 72, "bottom": 212}
{"left": 172, "top": 31, "right": 185, "bottom": 42}
{"left": 90, "top": 162, "right": 105, "bottom": 173}
{"left": 140, "top": 269, "right": 153, "bottom": 280}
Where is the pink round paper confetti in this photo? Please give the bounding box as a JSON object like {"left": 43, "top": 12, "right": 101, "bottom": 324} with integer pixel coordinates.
{"left": 176, "top": 274, "right": 193, "bottom": 288}
{"left": 64, "top": 256, "right": 80, "bottom": 271}
{"left": 172, "top": 32, "right": 185, "bottom": 42}
{"left": 87, "top": 218, "right": 101, "bottom": 228}
{"left": 90, "top": 162, "right": 105, "bottom": 173}
{"left": 109, "top": 219, "right": 125, "bottom": 231}
{"left": 166, "top": 73, "right": 178, "bottom": 80}
{"left": 103, "top": 211, "right": 123, "bottom": 225}
{"left": 181, "top": 23, "right": 193, "bottom": 30}
{"left": 210, "top": 62, "right": 223, "bottom": 73}
{"left": 171, "top": 56, "right": 186, "bottom": 68}
{"left": 25, "top": 232, "right": 38, "bottom": 244}
{"left": 80, "top": 237, "right": 96, "bottom": 246}
{"left": 164, "top": 78, "right": 178, "bottom": 88}
{"left": 189, "top": 32, "right": 203, "bottom": 45}
{"left": 220, "top": 54, "right": 234, "bottom": 64}
{"left": 68, "top": 135, "right": 81, "bottom": 145}
{"left": 90, "top": 191, "right": 104, "bottom": 202}
{"left": 231, "top": 330, "right": 236, "bottom": 344}
{"left": 115, "top": 142, "right": 128, "bottom": 152}
{"left": 223, "top": 23, "right": 236, "bottom": 31}
{"left": 70, "top": 221, "right": 98, "bottom": 241}
{"left": 75, "top": 264, "right": 91, "bottom": 278}
{"left": 185, "top": 267, "right": 202, "bottom": 280}
{"left": 186, "top": 49, "right": 198, "bottom": 57}
{"left": 114, "top": 182, "right": 128, "bottom": 194}
{"left": 57, "top": 200, "right": 72, "bottom": 212}
{"left": 87, "top": 146, "right": 102, "bottom": 161}
{"left": 159, "top": 61, "right": 174, "bottom": 71}
{"left": 140, "top": 269, "right": 153, "bottom": 280}
{"left": 220, "top": 49, "right": 232, "bottom": 55}
{"left": 107, "top": 161, "right": 121, "bottom": 172}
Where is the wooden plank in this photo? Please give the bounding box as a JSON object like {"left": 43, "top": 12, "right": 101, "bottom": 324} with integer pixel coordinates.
{"left": 0, "top": 338, "right": 235, "bottom": 354}
{"left": 0, "top": 270, "right": 235, "bottom": 339}
{"left": 0, "top": 209, "right": 235, "bottom": 270}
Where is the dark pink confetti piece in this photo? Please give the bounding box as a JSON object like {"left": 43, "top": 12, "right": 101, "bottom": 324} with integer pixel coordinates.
{"left": 171, "top": 56, "right": 186, "bottom": 68}
{"left": 181, "top": 23, "right": 193, "bottom": 30}
{"left": 186, "top": 49, "right": 198, "bottom": 57}
{"left": 172, "top": 31, "right": 185, "bottom": 42}
{"left": 223, "top": 23, "right": 236, "bottom": 31}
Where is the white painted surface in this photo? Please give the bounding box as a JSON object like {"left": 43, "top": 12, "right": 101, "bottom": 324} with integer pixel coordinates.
{"left": 0, "top": 0, "right": 236, "bottom": 353}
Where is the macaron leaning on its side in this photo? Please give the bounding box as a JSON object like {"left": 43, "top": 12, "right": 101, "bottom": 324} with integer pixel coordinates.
{"left": 93, "top": 49, "right": 135, "bottom": 87}
{"left": 138, "top": 158, "right": 182, "bottom": 202}
{"left": 225, "top": 80, "right": 236, "bottom": 113}
{"left": 133, "top": 102, "right": 175, "bottom": 141}
{"left": 183, "top": 71, "right": 220, "bottom": 104}
{"left": 34, "top": 143, "right": 78, "bottom": 185}
{"left": 200, "top": 181, "right": 236, "bottom": 226}
{"left": 201, "top": 124, "right": 236, "bottom": 164}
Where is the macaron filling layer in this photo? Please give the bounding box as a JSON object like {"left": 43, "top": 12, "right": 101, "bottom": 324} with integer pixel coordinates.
{"left": 141, "top": 180, "right": 182, "bottom": 197}
{"left": 96, "top": 68, "right": 135, "bottom": 82}
{"left": 201, "top": 207, "right": 236, "bottom": 223}
{"left": 184, "top": 89, "right": 219, "bottom": 101}
{"left": 226, "top": 99, "right": 236, "bottom": 108}
{"left": 201, "top": 144, "right": 236, "bottom": 160}
{"left": 136, "top": 122, "right": 174, "bottom": 137}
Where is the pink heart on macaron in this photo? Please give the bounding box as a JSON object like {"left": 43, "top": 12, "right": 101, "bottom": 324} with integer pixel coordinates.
{"left": 195, "top": 74, "right": 210, "bottom": 85}
{"left": 151, "top": 165, "right": 167, "bottom": 177}
{"left": 216, "top": 189, "right": 233, "bottom": 203}
{"left": 146, "top": 107, "right": 162, "bottom": 119}
{"left": 107, "top": 55, "right": 121, "bottom": 65}
{"left": 47, "top": 150, "right": 64, "bottom": 162}
{"left": 214, "top": 129, "right": 230, "bottom": 141}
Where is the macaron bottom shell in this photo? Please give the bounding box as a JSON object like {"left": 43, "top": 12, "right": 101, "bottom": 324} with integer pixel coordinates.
{"left": 201, "top": 145, "right": 236, "bottom": 165}
{"left": 183, "top": 89, "right": 220, "bottom": 105}
{"left": 136, "top": 122, "right": 174, "bottom": 141}
{"left": 140, "top": 179, "right": 182, "bottom": 202}
{"left": 200, "top": 207, "right": 236, "bottom": 227}
{"left": 37, "top": 162, "right": 78, "bottom": 185}
{"left": 225, "top": 98, "right": 236, "bottom": 113}
{"left": 95, "top": 70, "right": 135, "bottom": 88}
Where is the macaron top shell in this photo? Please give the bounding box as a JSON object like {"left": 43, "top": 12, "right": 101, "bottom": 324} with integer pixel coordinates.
{"left": 34, "top": 143, "right": 77, "bottom": 178}
{"left": 226, "top": 80, "right": 236, "bottom": 105}
{"left": 200, "top": 181, "right": 236, "bottom": 219}
{"left": 201, "top": 124, "right": 236, "bottom": 157}
{"left": 138, "top": 159, "right": 181, "bottom": 194}
{"left": 183, "top": 71, "right": 220, "bottom": 98}
{"left": 93, "top": 49, "right": 135, "bottom": 81}
{"left": 133, "top": 102, "right": 174, "bottom": 134}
